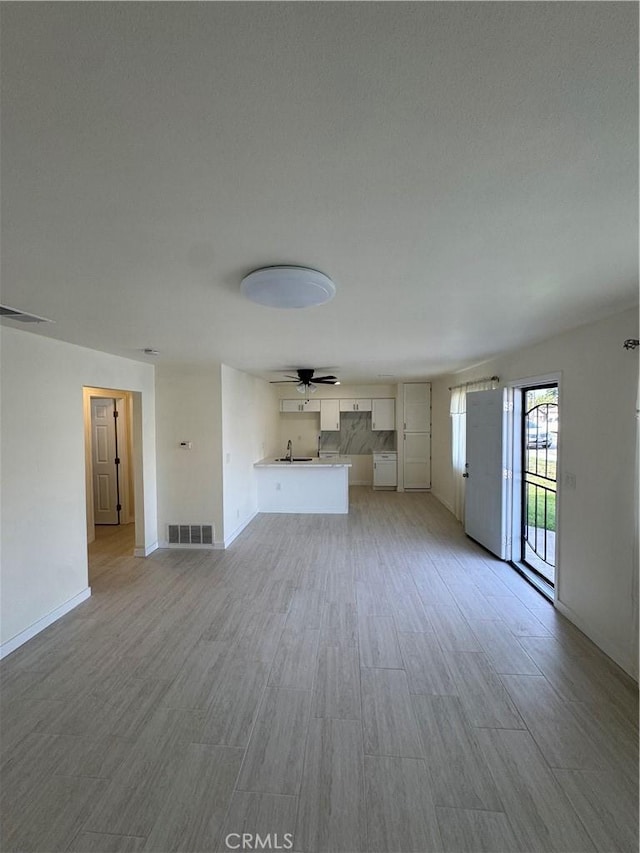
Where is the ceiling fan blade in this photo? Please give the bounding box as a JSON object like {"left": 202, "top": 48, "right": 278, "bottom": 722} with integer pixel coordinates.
{"left": 315, "top": 375, "right": 337, "bottom": 382}
{"left": 269, "top": 380, "right": 297, "bottom": 384}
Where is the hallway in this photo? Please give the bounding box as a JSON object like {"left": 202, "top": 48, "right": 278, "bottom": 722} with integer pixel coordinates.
{"left": 88, "top": 524, "right": 136, "bottom": 582}
{"left": 1, "top": 488, "right": 637, "bottom": 852}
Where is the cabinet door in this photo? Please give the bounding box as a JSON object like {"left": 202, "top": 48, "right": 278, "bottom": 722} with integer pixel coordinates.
{"left": 355, "top": 399, "right": 372, "bottom": 412}
{"left": 403, "top": 432, "right": 431, "bottom": 489}
{"left": 374, "top": 459, "right": 397, "bottom": 487}
{"left": 339, "top": 399, "right": 356, "bottom": 412}
{"left": 320, "top": 399, "right": 340, "bottom": 431}
{"left": 403, "top": 383, "right": 431, "bottom": 431}
{"left": 372, "top": 399, "right": 395, "bottom": 430}
{"left": 280, "top": 399, "right": 320, "bottom": 413}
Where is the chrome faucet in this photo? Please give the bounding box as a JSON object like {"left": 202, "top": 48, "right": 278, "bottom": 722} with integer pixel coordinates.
{"left": 286, "top": 439, "right": 293, "bottom": 462}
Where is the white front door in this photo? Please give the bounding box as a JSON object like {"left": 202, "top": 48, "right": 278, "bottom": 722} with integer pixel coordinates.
{"left": 91, "top": 397, "right": 120, "bottom": 524}
{"left": 465, "top": 389, "right": 509, "bottom": 559}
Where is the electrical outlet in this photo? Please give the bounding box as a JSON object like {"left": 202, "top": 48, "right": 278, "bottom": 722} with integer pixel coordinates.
{"left": 276, "top": 482, "right": 281, "bottom": 491}
{"left": 564, "top": 471, "right": 576, "bottom": 490}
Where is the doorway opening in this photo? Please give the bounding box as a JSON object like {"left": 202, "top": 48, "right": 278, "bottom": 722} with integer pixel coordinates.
{"left": 84, "top": 387, "right": 137, "bottom": 566}
{"left": 513, "top": 382, "right": 559, "bottom": 598}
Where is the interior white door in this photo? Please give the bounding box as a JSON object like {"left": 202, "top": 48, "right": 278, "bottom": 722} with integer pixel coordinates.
{"left": 464, "top": 388, "right": 508, "bottom": 559}
{"left": 91, "top": 397, "right": 119, "bottom": 524}
{"left": 403, "top": 432, "right": 431, "bottom": 489}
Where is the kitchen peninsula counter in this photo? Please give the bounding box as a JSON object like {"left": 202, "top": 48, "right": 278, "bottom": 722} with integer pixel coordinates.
{"left": 254, "top": 456, "right": 352, "bottom": 513}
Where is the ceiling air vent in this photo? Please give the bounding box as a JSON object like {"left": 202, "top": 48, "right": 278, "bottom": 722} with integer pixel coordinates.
{"left": 0, "top": 305, "right": 54, "bottom": 324}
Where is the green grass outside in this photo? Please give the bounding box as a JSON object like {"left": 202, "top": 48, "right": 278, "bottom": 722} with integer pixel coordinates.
{"left": 525, "top": 451, "right": 556, "bottom": 482}
{"left": 525, "top": 480, "right": 556, "bottom": 532}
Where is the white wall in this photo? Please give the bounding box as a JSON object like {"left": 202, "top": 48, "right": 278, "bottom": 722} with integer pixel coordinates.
{"left": 155, "top": 364, "right": 224, "bottom": 546}
{"left": 430, "top": 307, "right": 639, "bottom": 678}
{"left": 0, "top": 326, "right": 157, "bottom": 651}
{"left": 221, "top": 365, "right": 280, "bottom": 545}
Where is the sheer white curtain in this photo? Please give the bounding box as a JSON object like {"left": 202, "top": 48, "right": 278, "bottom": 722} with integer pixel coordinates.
{"left": 450, "top": 378, "right": 499, "bottom": 522}
{"left": 450, "top": 387, "right": 467, "bottom": 521}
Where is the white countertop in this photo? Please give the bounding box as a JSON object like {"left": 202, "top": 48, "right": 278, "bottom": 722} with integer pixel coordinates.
{"left": 255, "top": 455, "right": 352, "bottom": 468}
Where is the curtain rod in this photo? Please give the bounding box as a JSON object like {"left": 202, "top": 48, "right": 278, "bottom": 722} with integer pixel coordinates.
{"left": 448, "top": 375, "right": 499, "bottom": 391}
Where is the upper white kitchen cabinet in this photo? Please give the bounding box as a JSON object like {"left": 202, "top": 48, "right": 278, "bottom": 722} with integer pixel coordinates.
{"left": 403, "top": 383, "right": 431, "bottom": 431}
{"left": 320, "top": 399, "right": 340, "bottom": 431}
{"left": 339, "top": 399, "right": 372, "bottom": 412}
{"left": 280, "top": 399, "right": 321, "bottom": 413}
{"left": 371, "top": 399, "right": 395, "bottom": 431}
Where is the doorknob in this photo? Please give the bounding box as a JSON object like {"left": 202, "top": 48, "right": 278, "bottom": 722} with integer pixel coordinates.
{"left": 462, "top": 472, "right": 469, "bottom": 478}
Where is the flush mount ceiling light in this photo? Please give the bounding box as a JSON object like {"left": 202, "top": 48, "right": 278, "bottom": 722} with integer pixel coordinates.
{"left": 241, "top": 266, "right": 335, "bottom": 309}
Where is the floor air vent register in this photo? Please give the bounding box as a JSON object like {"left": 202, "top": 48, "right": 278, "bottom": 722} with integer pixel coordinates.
{"left": 167, "top": 524, "right": 214, "bottom": 546}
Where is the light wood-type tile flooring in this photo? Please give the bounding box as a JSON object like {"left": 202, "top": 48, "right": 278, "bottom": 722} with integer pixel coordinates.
{"left": 1, "top": 488, "right": 638, "bottom": 852}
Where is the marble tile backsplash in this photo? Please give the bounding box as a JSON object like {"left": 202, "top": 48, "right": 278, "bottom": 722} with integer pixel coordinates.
{"left": 319, "top": 411, "right": 396, "bottom": 454}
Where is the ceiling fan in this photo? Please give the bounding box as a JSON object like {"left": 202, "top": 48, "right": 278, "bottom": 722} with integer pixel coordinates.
{"left": 270, "top": 368, "right": 340, "bottom": 395}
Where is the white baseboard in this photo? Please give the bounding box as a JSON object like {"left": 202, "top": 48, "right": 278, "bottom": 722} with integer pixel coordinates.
{"left": 157, "top": 541, "right": 218, "bottom": 551}
{"left": 224, "top": 510, "right": 259, "bottom": 549}
{"left": 431, "top": 490, "right": 455, "bottom": 515}
{"left": 555, "top": 599, "right": 638, "bottom": 681}
{"left": 350, "top": 480, "right": 372, "bottom": 487}
{"left": 134, "top": 541, "right": 159, "bottom": 557}
{"left": 0, "top": 587, "right": 91, "bottom": 660}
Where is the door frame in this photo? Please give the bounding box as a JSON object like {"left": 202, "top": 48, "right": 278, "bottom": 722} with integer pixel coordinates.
{"left": 84, "top": 387, "right": 135, "bottom": 544}
{"left": 506, "top": 372, "right": 562, "bottom": 603}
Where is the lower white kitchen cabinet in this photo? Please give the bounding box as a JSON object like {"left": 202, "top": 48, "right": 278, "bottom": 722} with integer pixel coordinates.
{"left": 373, "top": 451, "right": 397, "bottom": 489}
{"left": 403, "top": 432, "right": 431, "bottom": 488}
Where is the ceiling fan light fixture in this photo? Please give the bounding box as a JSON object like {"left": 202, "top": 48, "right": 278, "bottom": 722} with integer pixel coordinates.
{"left": 241, "top": 266, "right": 335, "bottom": 309}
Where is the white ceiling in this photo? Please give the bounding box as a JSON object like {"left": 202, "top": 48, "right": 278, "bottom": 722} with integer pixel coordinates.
{"left": 1, "top": 2, "right": 637, "bottom": 383}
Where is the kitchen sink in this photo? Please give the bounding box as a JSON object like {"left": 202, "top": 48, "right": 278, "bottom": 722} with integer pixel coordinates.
{"left": 274, "top": 456, "right": 314, "bottom": 462}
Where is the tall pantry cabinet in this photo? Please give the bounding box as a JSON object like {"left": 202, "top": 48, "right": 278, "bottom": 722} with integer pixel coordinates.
{"left": 401, "top": 383, "right": 431, "bottom": 489}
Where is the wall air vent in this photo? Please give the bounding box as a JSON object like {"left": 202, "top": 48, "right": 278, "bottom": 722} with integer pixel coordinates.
{"left": 167, "top": 524, "right": 214, "bottom": 547}
{"left": 0, "top": 305, "right": 54, "bottom": 324}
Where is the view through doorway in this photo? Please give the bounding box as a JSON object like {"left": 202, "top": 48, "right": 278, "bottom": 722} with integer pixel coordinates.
{"left": 520, "top": 384, "right": 558, "bottom": 591}
{"left": 84, "top": 386, "right": 137, "bottom": 563}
